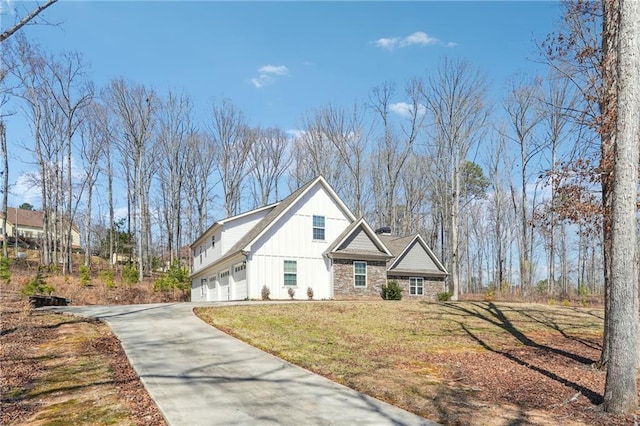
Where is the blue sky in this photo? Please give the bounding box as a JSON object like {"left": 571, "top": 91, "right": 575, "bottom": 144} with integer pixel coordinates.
{"left": 1, "top": 0, "right": 564, "bottom": 207}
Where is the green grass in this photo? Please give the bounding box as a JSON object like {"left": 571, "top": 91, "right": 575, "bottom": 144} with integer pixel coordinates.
{"left": 195, "top": 300, "right": 604, "bottom": 423}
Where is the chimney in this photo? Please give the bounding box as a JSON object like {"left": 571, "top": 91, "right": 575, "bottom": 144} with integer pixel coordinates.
{"left": 375, "top": 226, "right": 392, "bottom": 235}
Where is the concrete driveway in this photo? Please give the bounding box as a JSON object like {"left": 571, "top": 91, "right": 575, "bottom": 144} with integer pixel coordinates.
{"left": 49, "top": 302, "right": 437, "bottom": 426}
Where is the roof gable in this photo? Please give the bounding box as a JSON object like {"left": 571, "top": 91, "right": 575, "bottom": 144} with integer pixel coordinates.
{"left": 381, "top": 234, "right": 448, "bottom": 276}
{"left": 324, "top": 218, "right": 392, "bottom": 259}
{"left": 215, "top": 175, "right": 356, "bottom": 264}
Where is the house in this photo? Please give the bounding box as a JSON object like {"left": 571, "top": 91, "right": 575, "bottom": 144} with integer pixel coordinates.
{"left": 0, "top": 207, "right": 82, "bottom": 249}
{"left": 190, "top": 176, "right": 448, "bottom": 301}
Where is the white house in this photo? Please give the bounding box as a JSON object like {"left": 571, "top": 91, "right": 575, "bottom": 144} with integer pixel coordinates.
{"left": 190, "top": 176, "right": 448, "bottom": 301}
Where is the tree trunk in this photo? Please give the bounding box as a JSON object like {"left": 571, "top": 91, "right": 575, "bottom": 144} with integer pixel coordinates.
{"left": 603, "top": 0, "right": 640, "bottom": 413}
{"left": 1, "top": 121, "right": 8, "bottom": 258}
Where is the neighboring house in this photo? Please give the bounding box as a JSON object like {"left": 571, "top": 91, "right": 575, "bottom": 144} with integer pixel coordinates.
{"left": 190, "top": 176, "right": 448, "bottom": 302}
{"left": 0, "top": 207, "right": 82, "bottom": 249}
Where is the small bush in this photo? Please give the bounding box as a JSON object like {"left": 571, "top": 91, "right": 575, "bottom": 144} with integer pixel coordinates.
{"left": 153, "top": 260, "right": 190, "bottom": 297}
{"left": 122, "top": 264, "right": 139, "bottom": 285}
{"left": 100, "top": 268, "right": 115, "bottom": 289}
{"left": 307, "top": 287, "right": 314, "bottom": 300}
{"left": 287, "top": 287, "right": 295, "bottom": 300}
{"left": 79, "top": 265, "right": 92, "bottom": 286}
{"left": 484, "top": 287, "right": 495, "bottom": 301}
{"left": 548, "top": 298, "right": 556, "bottom": 306}
{"left": 381, "top": 280, "right": 403, "bottom": 300}
{"left": 562, "top": 299, "right": 571, "bottom": 307}
{"left": 0, "top": 255, "right": 11, "bottom": 284}
{"left": 437, "top": 291, "right": 452, "bottom": 302}
{"left": 22, "top": 266, "right": 55, "bottom": 296}
{"left": 261, "top": 285, "right": 270, "bottom": 300}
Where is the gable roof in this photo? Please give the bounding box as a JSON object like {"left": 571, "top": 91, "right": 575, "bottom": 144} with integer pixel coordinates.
{"left": 2, "top": 207, "right": 43, "bottom": 228}
{"left": 191, "top": 202, "right": 278, "bottom": 248}
{"left": 1, "top": 207, "right": 81, "bottom": 233}
{"left": 378, "top": 234, "right": 448, "bottom": 277}
{"left": 323, "top": 217, "right": 393, "bottom": 260}
{"left": 213, "top": 175, "right": 356, "bottom": 267}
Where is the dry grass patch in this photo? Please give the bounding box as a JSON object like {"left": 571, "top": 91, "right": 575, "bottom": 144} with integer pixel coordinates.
{"left": 196, "top": 300, "right": 634, "bottom": 426}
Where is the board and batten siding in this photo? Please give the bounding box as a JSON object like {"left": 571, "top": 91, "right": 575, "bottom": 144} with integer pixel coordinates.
{"left": 191, "top": 207, "right": 272, "bottom": 276}
{"left": 394, "top": 241, "right": 439, "bottom": 271}
{"left": 248, "top": 184, "right": 351, "bottom": 300}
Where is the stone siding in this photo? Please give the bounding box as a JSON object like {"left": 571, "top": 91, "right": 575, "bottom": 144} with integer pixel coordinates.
{"left": 387, "top": 275, "right": 446, "bottom": 301}
{"left": 333, "top": 259, "right": 387, "bottom": 299}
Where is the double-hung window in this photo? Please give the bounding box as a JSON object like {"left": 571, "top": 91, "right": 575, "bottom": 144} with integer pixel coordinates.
{"left": 410, "top": 277, "right": 424, "bottom": 295}
{"left": 354, "top": 261, "right": 367, "bottom": 287}
{"left": 312, "top": 215, "right": 325, "bottom": 240}
{"left": 284, "top": 260, "right": 297, "bottom": 286}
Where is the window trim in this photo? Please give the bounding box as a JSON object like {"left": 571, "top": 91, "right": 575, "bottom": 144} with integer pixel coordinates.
{"left": 353, "top": 261, "right": 367, "bottom": 287}
{"left": 312, "top": 215, "right": 325, "bottom": 241}
{"left": 284, "top": 260, "right": 297, "bottom": 286}
{"left": 409, "top": 277, "right": 424, "bottom": 296}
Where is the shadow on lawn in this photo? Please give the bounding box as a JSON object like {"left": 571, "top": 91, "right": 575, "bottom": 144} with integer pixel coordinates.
{"left": 440, "top": 302, "right": 603, "bottom": 405}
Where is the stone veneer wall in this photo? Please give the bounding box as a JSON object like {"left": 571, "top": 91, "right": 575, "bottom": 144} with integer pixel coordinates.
{"left": 387, "top": 275, "right": 446, "bottom": 301}
{"left": 333, "top": 259, "right": 387, "bottom": 299}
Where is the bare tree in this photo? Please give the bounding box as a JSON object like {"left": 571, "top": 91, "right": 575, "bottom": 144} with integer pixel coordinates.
{"left": 105, "top": 78, "right": 157, "bottom": 281}
{"left": 248, "top": 126, "right": 291, "bottom": 207}
{"left": 423, "top": 58, "right": 489, "bottom": 300}
{"left": 46, "top": 50, "right": 93, "bottom": 273}
{"left": 156, "top": 90, "right": 194, "bottom": 263}
{"left": 603, "top": 0, "right": 639, "bottom": 413}
{"left": 0, "top": 0, "right": 58, "bottom": 43}
{"left": 184, "top": 131, "right": 217, "bottom": 239}
{"left": 503, "top": 77, "right": 544, "bottom": 296}
{"left": 209, "top": 98, "right": 252, "bottom": 217}
{"left": 368, "top": 79, "right": 425, "bottom": 229}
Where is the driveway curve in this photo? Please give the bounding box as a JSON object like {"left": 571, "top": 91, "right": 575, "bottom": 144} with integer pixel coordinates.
{"left": 49, "top": 302, "right": 437, "bottom": 426}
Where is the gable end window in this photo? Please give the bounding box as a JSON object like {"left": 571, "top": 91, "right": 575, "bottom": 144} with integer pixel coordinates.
{"left": 410, "top": 277, "right": 424, "bottom": 296}
{"left": 284, "top": 260, "right": 297, "bottom": 286}
{"left": 312, "top": 215, "right": 325, "bottom": 241}
{"left": 354, "top": 261, "right": 367, "bottom": 287}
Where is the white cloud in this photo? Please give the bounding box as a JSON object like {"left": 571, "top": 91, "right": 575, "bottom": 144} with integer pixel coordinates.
{"left": 251, "top": 64, "right": 289, "bottom": 88}
{"left": 258, "top": 64, "right": 289, "bottom": 75}
{"left": 13, "top": 173, "right": 41, "bottom": 206}
{"left": 374, "top": 31, "right": 455, "bottom": 50}
{"left": 446, "top": 41, "right": 458, "bottom": 48}
{"left": 401, "top": 31, "right": 439, "bottom": 47}
{"left": 389, "top": 102, "right": 426, "bottom": 118}
{"left": 286, "top": 129, "right": 305, "bottom": 139}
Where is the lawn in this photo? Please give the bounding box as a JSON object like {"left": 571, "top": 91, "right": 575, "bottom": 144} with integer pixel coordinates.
{"left": 195, "top": 301, "right": 634, "bottom": 426}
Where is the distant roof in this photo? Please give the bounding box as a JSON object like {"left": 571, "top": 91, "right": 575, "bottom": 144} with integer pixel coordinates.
{"left": 1, "top": 207, "right": 80, "bottom": 233}
{"left": 2, "top": 207, "right": 43, "bottom": 228}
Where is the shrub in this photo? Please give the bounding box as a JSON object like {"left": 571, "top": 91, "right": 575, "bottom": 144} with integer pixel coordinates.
{"left": 100, "top": 268, "right": 115, "bottom": 289}
{"left": 307, "top": 287, "right": 314, "bottom": 300}
{"left": 437, "top": 291, "right": 452, "bottom": 302}
{"left": 287, "top": 287, "right": 295, "bottom": 300}
{"left": 562, "top": 299, "right": 571, "bottom": 307}
{"left": 261, "top": 285, "right": 270, "bottom": 300}
{"left": 22, "top": 266, "right": 55, "bottom": 296}
{"left": 381, "top": 280, "right": 403, "bottom": 300}
{"left": 79, "top": 265, "right": 92, "bottom": 286}
{"left": 484, "top": 287, "right": 495, "bottom": 301}
{"left": 122, "top": 264, "right": 139, "bottom": 285}
{"left": 153, "top": 260, "right": 190, "bottom": 297}
{"left": 548, "top": 298, "right": 556, "bottom": 306}
{"left": 0, "top": 255, "right": 10, "bottom": 284}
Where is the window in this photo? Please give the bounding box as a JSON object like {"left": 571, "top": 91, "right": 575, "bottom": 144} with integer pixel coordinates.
{"left": 312, "top": 215, "right": 325, "bottom": 240}
{"left": 284, "top": 260, "right": 297, "bottom": 286}
{"left": 410, "top": 277, "right": 424, "bottom": 296}
{"left": 201, "top": 278, "right": 207, "bottom": 297}
{"left": 354, "top": 261, "right": 367, "bottom": 287}
{"left": 234, "top": 263, "right": 246, "bottom": 273}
